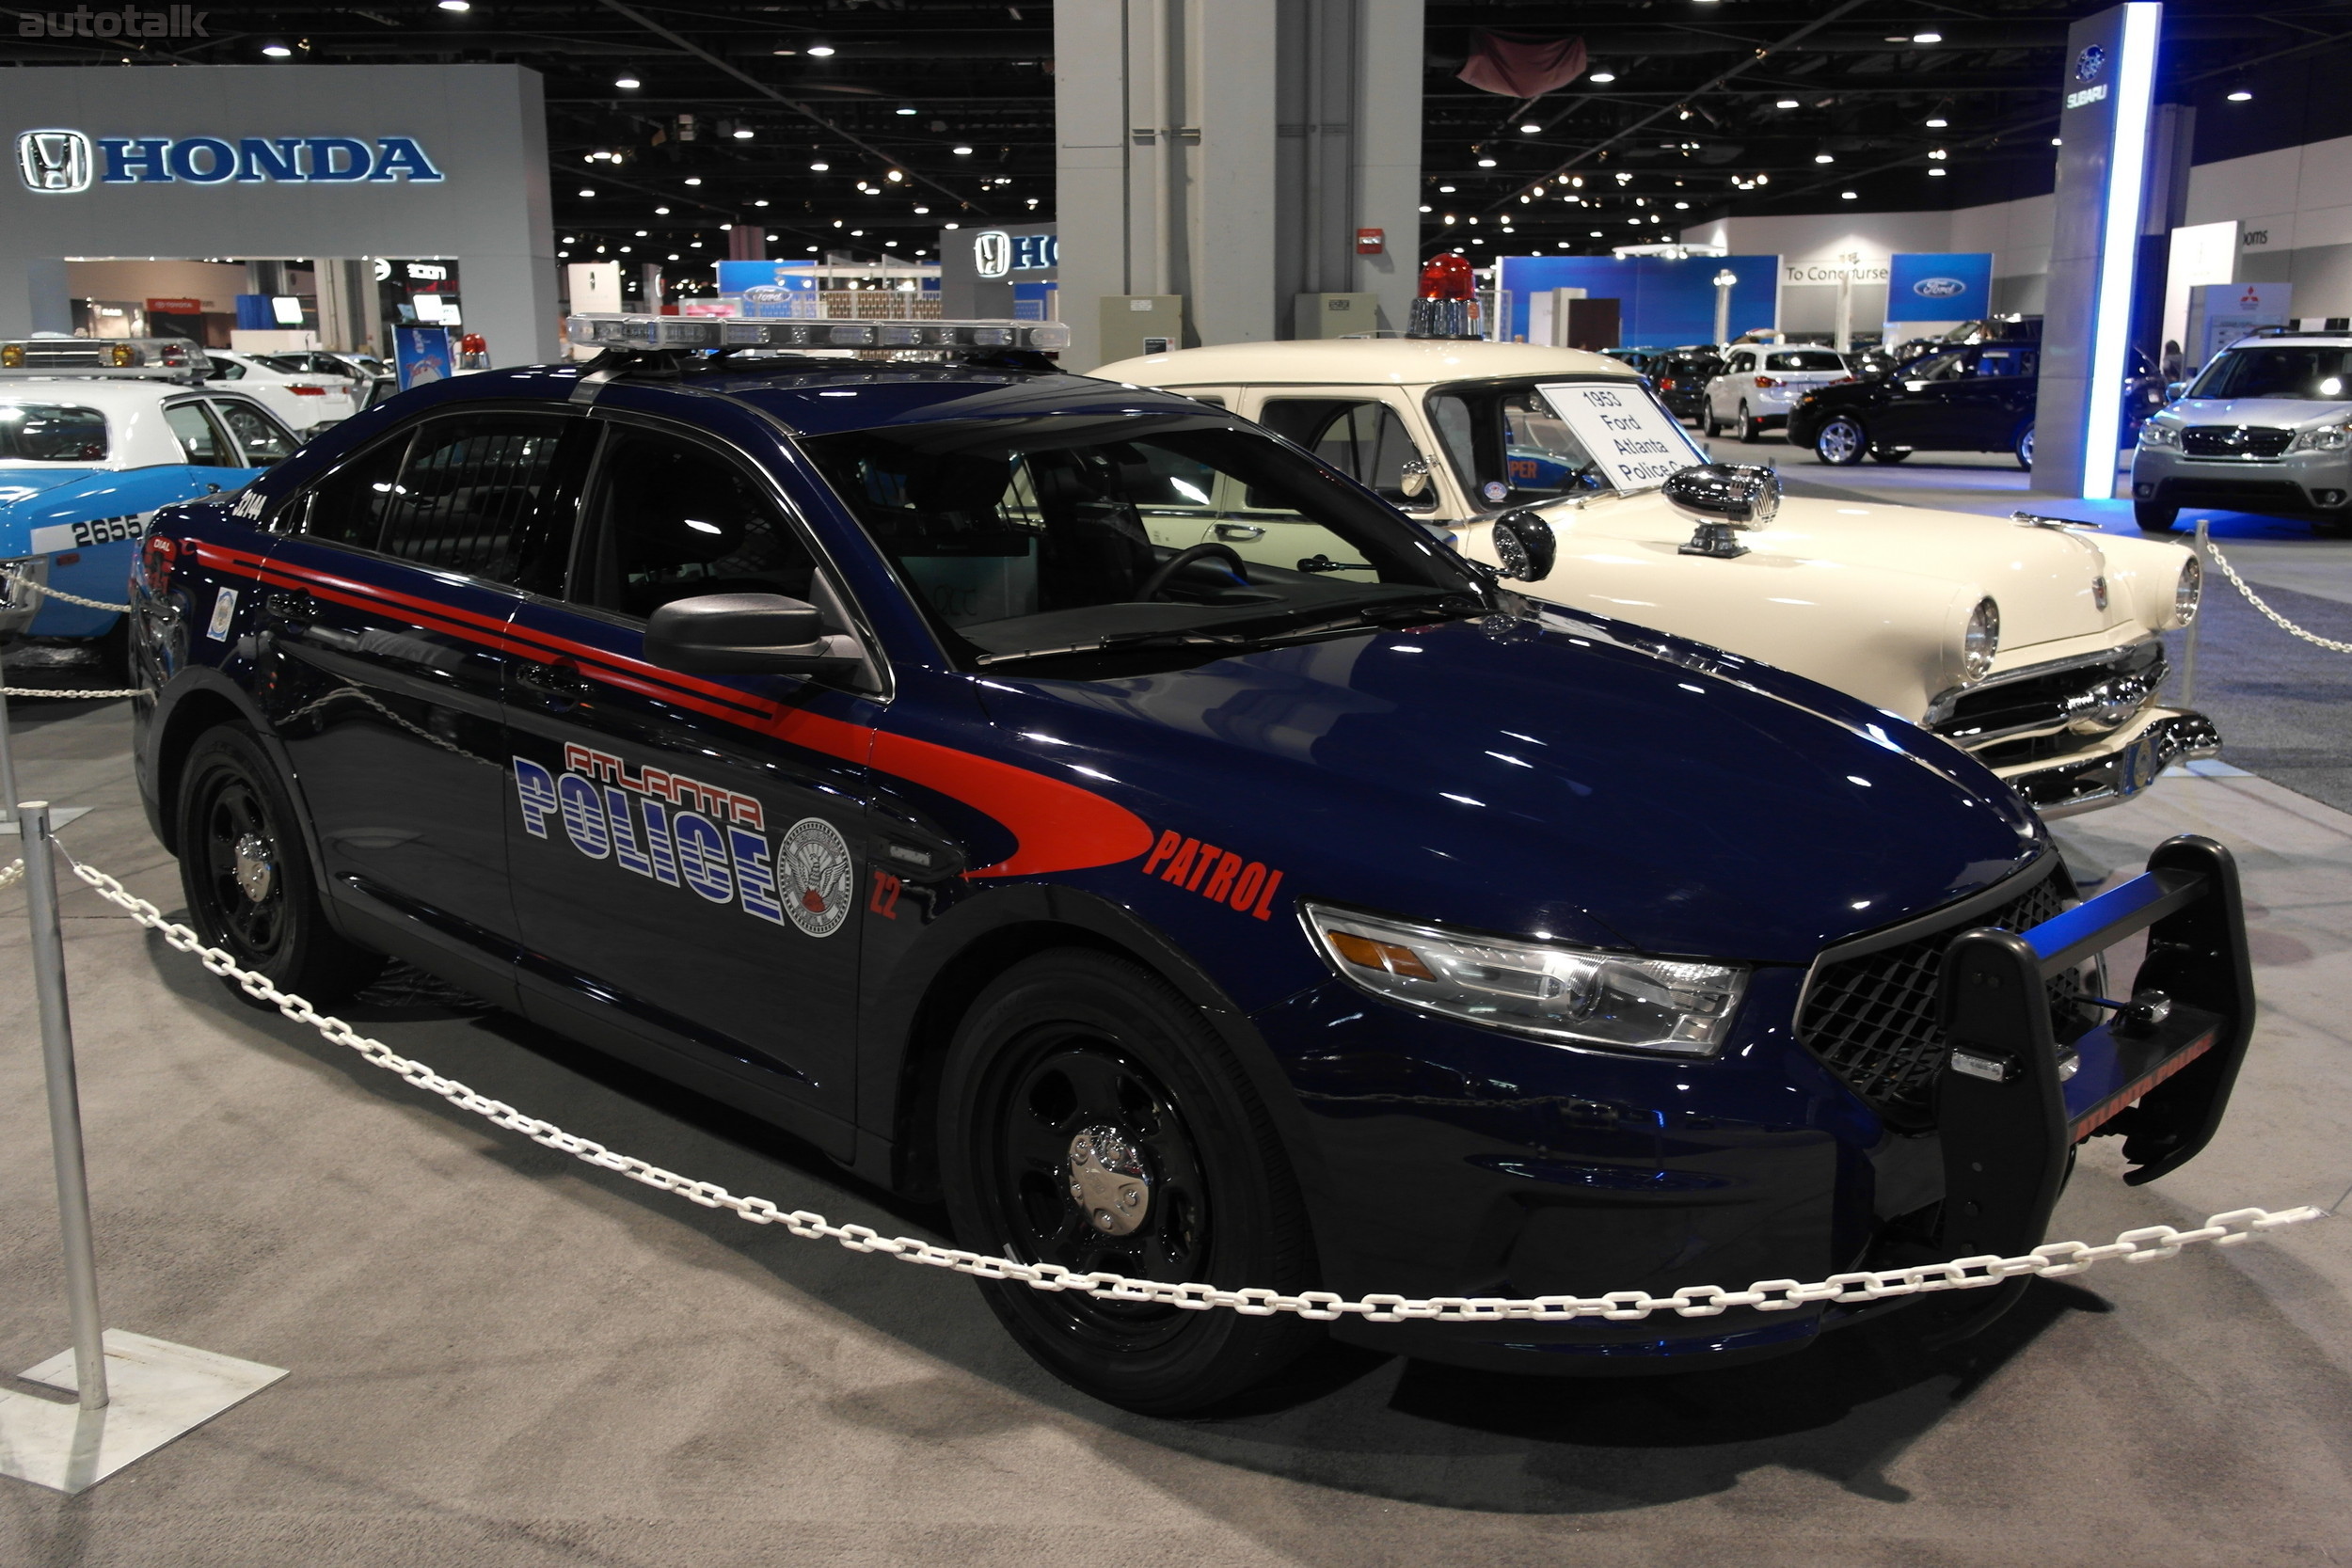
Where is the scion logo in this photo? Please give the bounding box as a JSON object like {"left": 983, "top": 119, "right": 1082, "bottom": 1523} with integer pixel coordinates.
{"left": 15, "top": 129, "right": 93, "bottom": 194}
{"left": 1912, "top": 277, "right": 1968, "bottom": 299}
{"left": 2075, "top": 43, "right": 2106, "bottom": 83}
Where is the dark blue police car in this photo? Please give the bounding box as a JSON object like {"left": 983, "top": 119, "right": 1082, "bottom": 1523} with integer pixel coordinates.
{"left": 126, "top": 315, "right": 2254, "bottom": 1414}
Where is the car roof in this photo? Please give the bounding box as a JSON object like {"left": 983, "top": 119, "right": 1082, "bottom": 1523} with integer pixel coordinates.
{"left": 1091, "top": 337, "right": 1640, "bottom": 386}
{"left": 0, "top": 377, "right": 216, "bottom": 409}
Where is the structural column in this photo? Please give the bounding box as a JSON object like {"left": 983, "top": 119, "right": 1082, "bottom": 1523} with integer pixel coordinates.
{"left": 1056, "top": 0, "right": 1422, "bottom": 369}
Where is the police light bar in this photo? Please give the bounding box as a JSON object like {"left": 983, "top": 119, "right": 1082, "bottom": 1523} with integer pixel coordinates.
{"left": 567, "top": 314, "right": 1071, "bottom": 356}
{"left": 0, "top": 337, "right": 204, "bottom": 377}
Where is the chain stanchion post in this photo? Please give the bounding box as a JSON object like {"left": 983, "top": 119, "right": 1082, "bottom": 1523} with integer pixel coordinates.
{"left": 19, "top": 800, "right": 107, "bottom": 1411}
{"left": 0, "top": 644, "right": 19, "bottom": 832}
{"left": 2183, "top": 518, "right": 2208, "bottom": 709}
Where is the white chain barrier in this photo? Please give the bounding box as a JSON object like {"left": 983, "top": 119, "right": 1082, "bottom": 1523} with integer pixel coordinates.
{"left": 0, "top": 570, "right": 134, "bottom": 615}
{"left": 0, "top": 858, "right": 21, "bottom": 892}
{"left": 29, "top": 849, "right": 2329, "bottom": 1324}
{"left": 1, "top": 688, "right": 150, "bottom": 700}
{"left": 2205, "top": 539, "right": 2352, "bottom": 654}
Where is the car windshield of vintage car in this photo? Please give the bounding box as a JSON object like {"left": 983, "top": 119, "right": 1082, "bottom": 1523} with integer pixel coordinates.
{"left": 1764, "top": 350, "right": 1845, "bottom": 372}
{"left": 2188, "top": 346, "right": 2352, "bottom": 401}
{"left": 803, "top": 413, "right": 1477, "bottom": 667}
{"left": 1430, "top": 378, "right": 1701, "bottom": 508}
{"left": 0, "top": 402, "right": 109, "bottom": 463}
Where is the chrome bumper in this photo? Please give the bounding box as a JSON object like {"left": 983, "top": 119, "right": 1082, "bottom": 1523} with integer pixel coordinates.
{"left": 0, "top": 554, "right": 46, "bottom": 638}
{"left": 1993, "top": 709, "right": 2223, "bottom": 819}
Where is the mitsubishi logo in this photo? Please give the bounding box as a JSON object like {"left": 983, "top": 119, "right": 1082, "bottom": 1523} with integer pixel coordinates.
{"left": 15, "top": 128, "right": 93, "bottom": 194}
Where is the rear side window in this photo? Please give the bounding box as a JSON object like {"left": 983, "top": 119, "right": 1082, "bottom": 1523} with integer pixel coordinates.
{"left": 212, "top": 400, "right": 299, "bottom": 466}
{"left": 0, "top": 403, "right": 108, "bottom": 462}
{"left": 303, "top": 436, "right": 408, "bottom": 546}
{"left": 375, "top": 414, "right": 586, "bottom": 588}
{"left": 1256, "top": 398, "right": 1428, "bottom": 508}
{"left": 1976, "top": 346, "right": 2038, "bottom": 378}
{"left": 164, "top": 404, "right": 231, "bottom": 467}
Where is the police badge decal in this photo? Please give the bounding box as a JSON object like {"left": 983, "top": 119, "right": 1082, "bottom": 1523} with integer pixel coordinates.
{"left": 779, "top": 817, "right": 854, "bottom": 938}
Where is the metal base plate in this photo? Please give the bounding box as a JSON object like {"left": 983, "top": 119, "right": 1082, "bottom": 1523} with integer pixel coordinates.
{"left": 0, "top": 1330, "right": 286, "bottom": 1495}
{"left": 0, "top": 806, "right": 91, "bottom": 836}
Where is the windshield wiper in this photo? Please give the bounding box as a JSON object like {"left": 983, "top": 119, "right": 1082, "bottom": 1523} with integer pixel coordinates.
{"left": 972, "top": 592, "right": 1490, "bottom": 668}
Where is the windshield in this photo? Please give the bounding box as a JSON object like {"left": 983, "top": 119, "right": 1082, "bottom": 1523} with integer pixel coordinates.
{"left": 1430, "top": 377, "right": 1704, "bottom": 508}
{"left": 0, "top": 403, "right": 108, "bottom": 463}
{"left": 801, "top": 413, "right": 1477, "bottom": 669}
{"left": 2188, "top": 346, "right": 2352, "bottom": 401}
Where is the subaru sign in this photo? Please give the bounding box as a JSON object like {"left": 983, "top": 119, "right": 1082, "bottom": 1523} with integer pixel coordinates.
{"left": 1884, "top": 252, "right": 1993, "bottom": 325}
{"left": 13, "top": 131, "right": 444, "bottom": 189}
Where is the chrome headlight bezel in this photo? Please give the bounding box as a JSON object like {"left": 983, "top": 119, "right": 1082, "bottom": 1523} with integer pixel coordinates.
{"left": 2137, "top": 420, "right": 2181, "bottom": 450}
{"left": 1962, "top": 595, "right": 2001, "bottom": 683}
{"left": 2288, "top": 423, "right": 2352, "bottom": 452}
{"left": 1302, "top": 902, "right": 1749, "bottom": 1057}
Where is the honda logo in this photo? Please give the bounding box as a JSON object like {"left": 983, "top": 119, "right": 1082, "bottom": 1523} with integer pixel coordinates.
{"left": 973, "top": 230, "right": 1011, "bottom": 279}
{"left": 16, "top": 128, "right": 92, "bottom": 194}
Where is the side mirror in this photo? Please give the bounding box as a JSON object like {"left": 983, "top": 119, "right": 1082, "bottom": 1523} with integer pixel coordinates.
{"left": 644, "top": 593, "right": 862, "bottom": 676}
{"left": 2165, "top": 381, "right": 2187, "bottom": 401}
{"left": 1666, "top": 463, "right": 1780, "bottom": 560}
{"left": 1397, "top": 454, "right": 1432, "bottom": 499}
{"left": 1488, "top": 507, "right": 1557, "bottom": 581}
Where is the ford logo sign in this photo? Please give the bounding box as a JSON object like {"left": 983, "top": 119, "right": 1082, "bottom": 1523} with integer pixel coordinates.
{"left": 2075, "top": 43, "right": 2106, "bottom": 83}
{"left": 1913, "top": 277, "right": 1968, "bottom": 299}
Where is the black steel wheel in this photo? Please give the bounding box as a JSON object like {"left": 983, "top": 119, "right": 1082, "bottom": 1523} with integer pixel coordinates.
{"left": 938, "top": 949, "right": 1319, "bottom": 1414}
{"left": 176, "top": 724, "right": 382, "bottom": 1007}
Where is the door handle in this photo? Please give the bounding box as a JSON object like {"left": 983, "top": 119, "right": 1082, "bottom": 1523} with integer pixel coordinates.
{"left": 1214, "top": 523, "right": 1265, "bottom": 542}
{"left": 517, "top": 659, "right": 593, "bottom": 702}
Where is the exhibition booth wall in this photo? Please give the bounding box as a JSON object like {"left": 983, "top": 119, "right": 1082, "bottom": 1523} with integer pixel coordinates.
{"left": 1, "top": 64, "right": 560, "bottom": 366}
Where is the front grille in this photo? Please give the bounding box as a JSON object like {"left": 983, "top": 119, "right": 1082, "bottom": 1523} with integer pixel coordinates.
{"left": 2181, "top": 425, "right": 2294, "bottom": 458}
{"left": 1798, "top": 869, "right": 2089, "bottom": 1128}
{"left": 1935, "top": 641, "right": 2163, "bottom": 746}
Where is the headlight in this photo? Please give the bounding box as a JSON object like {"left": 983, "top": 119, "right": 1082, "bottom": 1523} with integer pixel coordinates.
{"left": 2289, "top": 424, "right": 2351, "bottom": 451}
{"left": 2137, "top": 421, "right": 2180, "bottom": 449}
{"left": 2175, "top": 556, "right": 2202, "bottom": 626}
{"left": 1963, "top": 595, "right": 2000, "bottom": 682}
{"left": 1303, "top": 903, "right": 1748, "bottom": 1055}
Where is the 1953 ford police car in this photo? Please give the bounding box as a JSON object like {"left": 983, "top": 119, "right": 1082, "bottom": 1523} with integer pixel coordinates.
{"left": 2, "top": 337, "right": 303, "bottom": 672}
{"left": 1096, "top": 339, "right": 2219, "bottom": 818}
{"left": 126, "top": 315, "right": 2254, "bottom": 1414}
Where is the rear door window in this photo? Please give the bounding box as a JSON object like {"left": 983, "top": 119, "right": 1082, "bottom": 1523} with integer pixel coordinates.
{"left": 0, "top": 403, "right": 109, "bottom": 462}
{"left": 1256, "top": 398, "right": 1431, "bottom": 510}
{"left": 211, "top": 399, "right": 301, "bottom": 466}
{"left": 163, "top": 402, "right": 232, "bottom": 467}
{"left": 374, "top": 413, "right": 593, "bottom": 592}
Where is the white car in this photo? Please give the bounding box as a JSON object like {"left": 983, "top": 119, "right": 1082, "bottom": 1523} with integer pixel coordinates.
{"left": 1701, "top": 345, "right": 1854, "bottom": 441}
{"left": 202, "top": 348, "right": 359, "bottom": 433}
{"left": 1093, "top": 338, "right": 2217, "bottom": 816}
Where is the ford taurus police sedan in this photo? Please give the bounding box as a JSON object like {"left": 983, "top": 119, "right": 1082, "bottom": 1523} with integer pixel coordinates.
{"left": 126, "top": 316, "right": 2255, "bottom": 1414}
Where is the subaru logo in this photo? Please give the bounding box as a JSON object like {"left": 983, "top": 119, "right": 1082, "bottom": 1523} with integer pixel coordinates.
{"left": 15, "top": 128, "right": 93, "bottom": 194}
{"left": 2075, "top": 44, "right": 2106, "bottom": 83}
{"left": 1913, "top": 277, "right": 1967, "bottom": 299}
{"left": 973, "top": 230, "right": 1012, "bottom": 279}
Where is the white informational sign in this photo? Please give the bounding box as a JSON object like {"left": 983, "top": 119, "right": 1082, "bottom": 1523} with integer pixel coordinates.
{"left": 1537, "top": 382, "right": 1707, "bottom": 491}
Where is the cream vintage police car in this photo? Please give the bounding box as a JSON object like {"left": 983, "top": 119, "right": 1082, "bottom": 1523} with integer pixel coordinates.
{"left": 1094, "top": 338, "right": 2217, "bottom": 817}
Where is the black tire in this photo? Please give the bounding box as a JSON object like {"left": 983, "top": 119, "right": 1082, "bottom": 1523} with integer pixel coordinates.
{"left": 2013, "top": 422, "right": 2035, "bottom": 471}
{"left": 937, "top": 949, "right": 1320, "bottom": 1415}
{"left": 2135, "top": 500, "right": 2180, "bottom": 533}
{"left": 1736, "top": 403, "right": 1761, "bottom": 443}
{"left": 1869, "top": 448, "right": 1911, "bottom": 465}
{"left": 1815, "top": 414, "right": 1867, "bottom": 466}
{"left": 1701, "top": 404, "right": 1720, "bottom": 437}
{"left": 176, "top": 724, "right": 384, "bottom": 1008}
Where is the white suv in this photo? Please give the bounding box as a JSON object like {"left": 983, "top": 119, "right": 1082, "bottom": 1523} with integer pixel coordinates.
{"left": 1702, "top": 346, "right": 1853, "bottom": 442}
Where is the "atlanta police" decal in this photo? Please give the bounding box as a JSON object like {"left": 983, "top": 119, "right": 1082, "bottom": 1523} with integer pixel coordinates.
{"left": 511, "top": 744, "right": 855, "bottom": 939}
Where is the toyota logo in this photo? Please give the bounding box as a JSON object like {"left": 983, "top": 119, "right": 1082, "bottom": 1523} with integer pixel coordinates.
{"left": 15, "top": 129, "right": 93, "bottom": 195}
{"left": 2074, "top": 44, "right": 2106, "bottom": 83}
{"left": 1912, "top": 277, "right": 1967, "bottom": 298}
{"left": 972, "top": 230, "right": 1012, "bottom": 279}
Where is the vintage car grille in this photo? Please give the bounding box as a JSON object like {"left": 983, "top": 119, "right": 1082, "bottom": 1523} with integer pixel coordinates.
{"left": 1797, "top": 868, "right": 2089, "bottom": 1129}
{"left": 2180, "top": 425, "right": 2294, "bottom": 459}
{"left": 1932, "top": 641, "right": 2165, "bottom": 748}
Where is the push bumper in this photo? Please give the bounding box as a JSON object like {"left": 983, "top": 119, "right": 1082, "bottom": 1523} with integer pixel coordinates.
{"left": 1989, "top": 707, "right": 2221, "bottom": 818}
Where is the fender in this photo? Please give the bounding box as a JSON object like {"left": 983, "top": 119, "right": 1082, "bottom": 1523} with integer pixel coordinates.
{"left": 849, "top": 880, "right": 1345, "bottom": 1257}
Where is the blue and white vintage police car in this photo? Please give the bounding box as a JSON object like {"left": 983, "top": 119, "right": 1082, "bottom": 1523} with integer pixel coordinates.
{"left": 125, "top": 314, "right": 2255, "bottom": 1414}
{"left": 2, "top": 337, "right": 302, "bottom": 669}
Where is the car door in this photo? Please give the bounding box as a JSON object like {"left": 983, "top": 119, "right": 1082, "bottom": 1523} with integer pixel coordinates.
{"left": 1873, "top": 349, "right": 1969, "bottom": 447}
{"left": 1712, "top": 352, "right": 1753, "bottom": 421}
{"left": 1967, "top": 343, "right": 2039, "bottom": 449}
{"left": 501, "top": 413, "right": 874, "bottom": 1136}
{"left": 258, "top": 406, "right": 593, "bottom": 998}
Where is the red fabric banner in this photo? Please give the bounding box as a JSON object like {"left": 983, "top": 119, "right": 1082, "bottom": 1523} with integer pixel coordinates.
{"left": 1457, "top": 30, "right": 1588, "bottom": 100}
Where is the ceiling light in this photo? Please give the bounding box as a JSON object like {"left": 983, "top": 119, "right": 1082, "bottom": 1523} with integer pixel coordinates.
{"left": 2227, "top": 88, "right": 2253, "bottom": 103}
{"left": 952, "top": 145, "right": 974, "bottom": 155}
{"left": 944, "top": 222, "right": 959, "bottom": 230}
{"left": 634, "top": 230, "right": 647, "bottom": 236}
{"left": 896, "top": 105, "right": 916, "bottom": 116}
{"left": 1438, "top": 183, "right": 1455, "bottom": 193}
{"left": 615, "top": 72, "right": 640, "bottom": 89}
{"left": 1815, "top": 153, "right": 1835, "bottom": 164}
{"left": 732, "top": 127, "right": 754, "bottom": 140}
{"left": 810, "top": 161, "right": 829, "bottom": 171}
{"left": 1590, "top": 230, "right": 1603, "bottom": 237}
{"left": 1926, "top": 116, "right": 1949, "bottom": 128}
{"left": 1775, "top": 99, "right": 1799, "bottom": 109}
{"left": 805, "top": 44, "right": 835, "bottom": 57}
{"left": 914, "top": 205, "right": 930, "bottom": 213}
{"left": 772, "top": 49, "right": 795, "bottom": 56}
{"left": 1930, "top": 149, "right": 1948, "bottom": 160}
{"left": 261, "top": 41, "right": 291, "bottom": 56}
{"left": 1419, "top": 203, "right": 1432, "bottom": 213}
{"left": 1476, "top": 157, "right": 1497, "bottom": 167}
{"left": 654, "top": 205, "right": 670, "bottom": 214}
{"left": 805, "top": 245, "right": 818, "bottom": 253}
{"left": 1841, "top": 190, "right": 1858, "bottom": 200}
{"left": 1589, "top": 70, "right": 1616, "bottom": 84}
{"left": 2051, "top": 136, "right": 2063, "bottom": 146}
{"left": 885, "top": 169, "right": 904, "bottom": 182}
{"left": 1519, "top": 122, "right": 1542, "bottom": 134}
{"left": 437, "top": 0, "right": 469, "bottom": 10}
{"left": 684, "top": 177, "right": 702, "bottom": 185}
{"left": 754, "top": 198, "right": 769, "bottom": 207}
{"left": 669, "top": 253, "right": 681, "bottom": 261}
{"left": 1913, "top": 32, "right": 1942, "bottom": 44}
{"left": 578, "top": 187, "right": 595, "bottom": 197}
{"left": 1929, "top": 168, "right": 1947, "bottom": 177}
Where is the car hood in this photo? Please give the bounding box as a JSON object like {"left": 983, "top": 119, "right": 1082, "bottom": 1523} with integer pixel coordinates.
{"left": 978, "top": 609, "right": 2042, "bottom": 966}
{"left": 2157, "top": 396, "right": 2352, "bottom": 430}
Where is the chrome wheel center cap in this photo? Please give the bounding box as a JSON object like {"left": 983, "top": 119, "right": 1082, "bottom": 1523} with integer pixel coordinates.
{"left": 1067, "top": 1125, "right": 1151, "bottom": 1236}
{"left": 232, "top": 832, "right": 275, "bottom": 903}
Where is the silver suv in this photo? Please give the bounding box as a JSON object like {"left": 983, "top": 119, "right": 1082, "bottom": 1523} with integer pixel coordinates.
{"left": 2132, "top": 330, "right": 2352, "bottom": 534}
